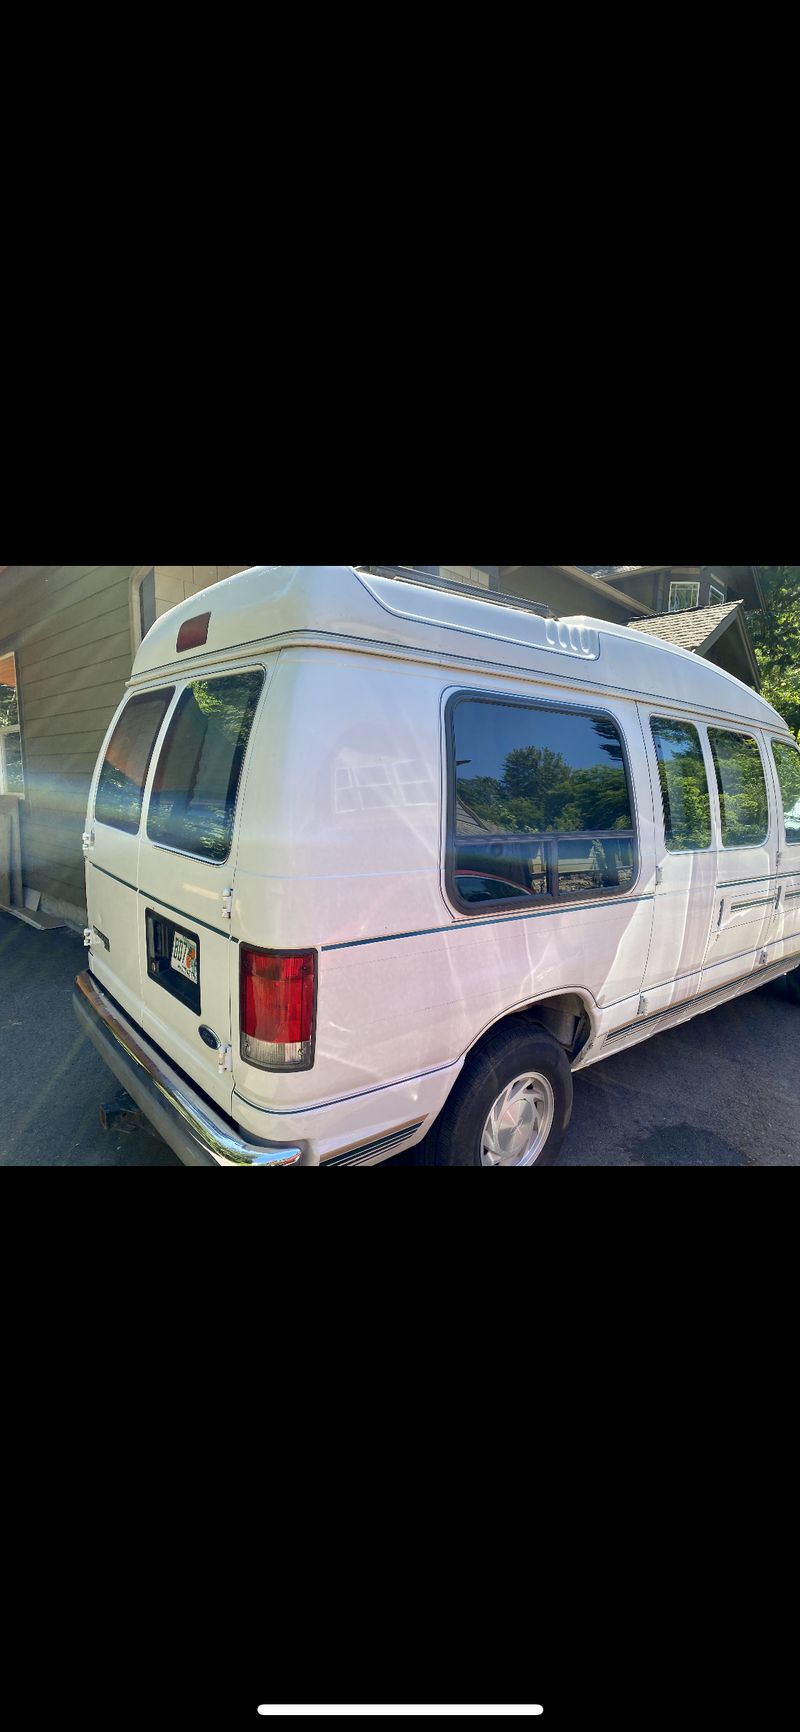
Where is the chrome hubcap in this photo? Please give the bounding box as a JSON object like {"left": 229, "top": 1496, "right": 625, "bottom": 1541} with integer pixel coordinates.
{"left": 480, "top": 1072, "right": 555, "bottom": 1167}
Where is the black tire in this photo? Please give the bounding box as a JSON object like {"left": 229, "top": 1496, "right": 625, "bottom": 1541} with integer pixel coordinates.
{"left": 420, "top": 1020, "right": 574, "bottom": 1167}
{"left": 786, "top": 966, "right": 800, "bottom": 1005}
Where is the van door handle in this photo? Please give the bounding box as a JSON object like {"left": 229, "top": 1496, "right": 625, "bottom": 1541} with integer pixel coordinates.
{"left": 775, "top": 885, "right": 783, "bottom": 913}
{"left": 717, "top": 898, "right": 725, "bottom": 929}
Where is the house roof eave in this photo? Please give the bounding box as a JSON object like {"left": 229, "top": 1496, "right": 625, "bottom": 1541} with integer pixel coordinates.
{"left": 499, "top": 565, "right": 654, "bottom": 617}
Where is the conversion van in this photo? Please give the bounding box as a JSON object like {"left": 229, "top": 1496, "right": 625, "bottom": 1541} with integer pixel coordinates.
{"left": 73, "top": 565, "right": 800, "bottom": 1167}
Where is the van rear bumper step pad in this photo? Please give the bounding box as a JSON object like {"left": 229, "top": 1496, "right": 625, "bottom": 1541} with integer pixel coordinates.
{"left": 72, "top": 970, "right": 304, "bottom": 1169}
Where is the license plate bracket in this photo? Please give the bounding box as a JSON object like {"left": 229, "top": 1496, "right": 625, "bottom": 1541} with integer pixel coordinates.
{"left": 145, "top": 909, "right": 202, "bottom": 1016}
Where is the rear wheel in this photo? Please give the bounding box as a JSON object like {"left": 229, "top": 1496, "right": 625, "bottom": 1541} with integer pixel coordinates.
{"left": 420, "top": 1021, "right": 573, "bottom": 1167}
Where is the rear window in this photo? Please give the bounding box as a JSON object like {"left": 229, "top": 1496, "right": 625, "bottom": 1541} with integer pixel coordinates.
{"left": 95, "top": 690, "right": 175, "bottom": 834}
{"left": 147, "top": 672, "right": 264, "bottom": 863}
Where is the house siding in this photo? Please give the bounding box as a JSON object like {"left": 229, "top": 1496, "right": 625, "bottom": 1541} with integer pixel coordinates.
{"left": 499, "top": 566, "right": 634, "bottom": 623}
{"left": 1, "top": 564, "right": 254, "bottom": 922}
{"left": 0, "top": 565, "right": 140, "bottom": 921}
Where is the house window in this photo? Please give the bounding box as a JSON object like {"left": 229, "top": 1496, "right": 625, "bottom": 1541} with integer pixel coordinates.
{"left": 139, "top": 569, "right": 157, "bottom": 642}
{"left": 0, "top": 651, "right": 24, "bottom": 797}
{"left": 708, "top": 582, "right": 726, "bottom": 605}
{"left": 669, "top": 581, "right": 701, "bottom": 612}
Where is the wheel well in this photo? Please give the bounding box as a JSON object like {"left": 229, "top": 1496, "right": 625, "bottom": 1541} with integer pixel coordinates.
{"left": 475, "top": 994, "right": 593, "bottom": 1063}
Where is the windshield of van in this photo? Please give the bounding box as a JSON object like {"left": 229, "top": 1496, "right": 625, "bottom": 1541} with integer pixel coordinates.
{"left": 146, "top": 672, "right": 264, "bottom": 863}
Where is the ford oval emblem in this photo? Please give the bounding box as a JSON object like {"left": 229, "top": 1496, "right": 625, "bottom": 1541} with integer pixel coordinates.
{"left": 199, "top": 1025, "right": 221, "bottom": 1051}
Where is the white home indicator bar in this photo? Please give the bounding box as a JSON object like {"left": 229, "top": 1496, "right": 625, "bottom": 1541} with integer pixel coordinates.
{"left": 258, "top": 1711, "right": 544, "bottom": 1719}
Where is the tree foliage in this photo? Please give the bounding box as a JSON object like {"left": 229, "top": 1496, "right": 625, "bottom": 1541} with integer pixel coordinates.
{"left": 749, "top": 567, "right": 800, "bottom": 737}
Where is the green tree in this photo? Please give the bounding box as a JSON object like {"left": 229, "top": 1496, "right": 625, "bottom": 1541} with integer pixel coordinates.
{"left": 749, "top": 567, "right": 800, "bottom": 737}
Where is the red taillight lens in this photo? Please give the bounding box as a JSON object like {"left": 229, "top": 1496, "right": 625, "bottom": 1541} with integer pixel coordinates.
{"left": 176, "top": 612, "right": 211, "bottom": 653}
{"left": 240, "top": 947, "right": 316, "bottom": 1071}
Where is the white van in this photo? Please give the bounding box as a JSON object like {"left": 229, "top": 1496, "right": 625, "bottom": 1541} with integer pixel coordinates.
{"left": 73, "top": 565, "right": 800, "bottom": 1167}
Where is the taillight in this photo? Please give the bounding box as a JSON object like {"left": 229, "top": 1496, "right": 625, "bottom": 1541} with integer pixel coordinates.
{"left": 240, "top": 947, "right": 316, "bottom": 1071}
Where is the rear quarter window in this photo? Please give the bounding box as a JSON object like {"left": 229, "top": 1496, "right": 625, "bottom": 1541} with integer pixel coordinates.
{"left": 448, "top": 695, "right": 637, "bottom": 911}
{"left": 95, "top": 689, "right": 175, "bottom": 834}
{"left": 147, "top": 671, "right": 264, "bottom": 863}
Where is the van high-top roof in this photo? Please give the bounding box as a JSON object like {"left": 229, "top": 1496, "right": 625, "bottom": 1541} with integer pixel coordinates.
{"left": 130, "top": 564, "right": 788, "bottom": 732}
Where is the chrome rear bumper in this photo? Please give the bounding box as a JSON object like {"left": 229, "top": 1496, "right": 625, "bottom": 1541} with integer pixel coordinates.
{"left": 73, "top": 970, "right": 304, "bottom": 1168}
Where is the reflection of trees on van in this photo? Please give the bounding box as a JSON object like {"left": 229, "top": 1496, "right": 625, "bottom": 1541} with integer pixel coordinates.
{"left": 458, "top": 745, "right": 632, "bottom": 835}
{"left": 708, "top": 730, "right": 769, "bottom": 849}
{"left": 95, "top": 691, "right": 175, "bottom": 835}
{"left": 651, "top": 719, "right": 712, "bottom": 852}
{"left": 148, "top": 673, "right": 263, "bottom": 863}
{"left": 453, "top": 705, "right": 636, "bottom": 905}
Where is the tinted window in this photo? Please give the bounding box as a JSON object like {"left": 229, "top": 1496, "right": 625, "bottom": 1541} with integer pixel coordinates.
{"left": 772, "top": 741, "right": 800, "bottom": 844}
{"left": 455, "top": 840, "right": 549, "bottom": 905}
{"left": 707, "top": 729, "right": 769, "bottom": 849}
{"left": 451, "top": 699, "right": 636, "bottom": 907}
{"left": 556, "top": 836, "right": 636, "bottom": 897}
{"left": 651, "top": 718, "right": 712, "bottom": 852}
{"left": 95, "top": 690, "right": 175, "bottom": 834}
{"left": 147, "top": 672, "right": 263, "bottom": 863}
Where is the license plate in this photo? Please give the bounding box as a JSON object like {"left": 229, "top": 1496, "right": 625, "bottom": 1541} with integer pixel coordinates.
{"left": 171, "top": 932, "right": 199, "bottom": 984}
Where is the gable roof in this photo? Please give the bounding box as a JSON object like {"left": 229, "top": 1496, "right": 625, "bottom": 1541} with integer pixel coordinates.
{"left": 626, "top": 600, "right": 761, "bottom": 688}
{"left": 578, "top": 564, "right": 765, "bottom": 609}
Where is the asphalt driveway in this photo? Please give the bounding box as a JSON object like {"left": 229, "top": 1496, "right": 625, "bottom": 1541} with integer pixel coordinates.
{"left": 0, "top": 911, "right": 175, "bottom": 1166}
{"left": 1, "top": 910, "right": 798, "bottom": 1167}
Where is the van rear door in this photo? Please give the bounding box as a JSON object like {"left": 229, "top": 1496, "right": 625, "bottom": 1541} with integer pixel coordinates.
{"left": 136, "top": 668, "right": 265, "bottom": 1114}
{"left": 85, "top": 687, "right": 175, "bottom": 1025}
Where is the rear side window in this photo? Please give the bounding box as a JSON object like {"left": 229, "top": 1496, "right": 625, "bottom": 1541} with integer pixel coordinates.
{"left": 772, "top": 740, "right": 800, "bottom": 843}
{"left": 707, "top": 729, "right": 769, "bottom": 849}
{"left": 650, "top": 718, "right": 712, "bottom": 852}
{"left": 450, "top": 696, "right": 637, "bottom": 909}
{"left": 95, "top": 690, "right": 175, "bottom": 834}
{"left": 147, "top": 672, "right": 264, "bottom": 863}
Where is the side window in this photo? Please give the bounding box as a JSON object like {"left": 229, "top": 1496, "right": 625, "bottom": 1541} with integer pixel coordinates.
{"left": 95, "top": 690, "right": 175, "bottom": 834}
{"left": 450, "top": 697, "right": 637, "bottom": 910}
{"left": 707, "top": 729, "right": 770, "bottom": 849}
{"left": 772, "top": 741, "right": 800, "bottom": 845}
{"left": 147, "top": 672, "right": 264, "bottom": 863}
{"left": 650, "top": 718, "right": 712, "bottom": 852}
